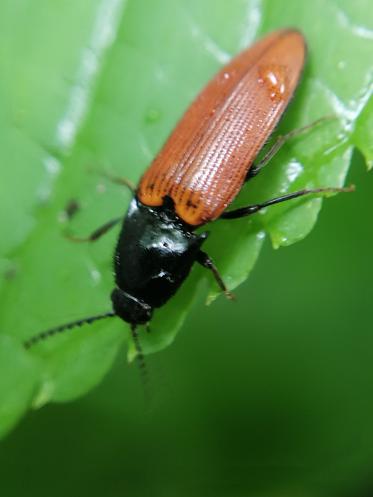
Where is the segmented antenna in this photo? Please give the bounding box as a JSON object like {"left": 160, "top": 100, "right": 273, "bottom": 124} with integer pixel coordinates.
{"left": 131, "top": 324, "right": 151, "bottom": 403}
{"left": 23, "top": 311, "right": 116, "bottom": 349}
{"left": 24, "top": 313, "right": 151, "bottom": 403}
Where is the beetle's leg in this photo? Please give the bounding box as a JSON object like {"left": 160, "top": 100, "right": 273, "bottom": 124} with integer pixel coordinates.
{"left": 65, "top": 217, "right": 123, "bottom": 243}
{"left": 196, "top": 251, "right": 234, "bottom": 300}
{"left": 220, "top": 185, "right": 354, "bottom": 220}
{"left": 246, "top": 116, "right": 334, "bottom": 180}
{"left": 100, "top": 171, "right": 136, "bottom": 194}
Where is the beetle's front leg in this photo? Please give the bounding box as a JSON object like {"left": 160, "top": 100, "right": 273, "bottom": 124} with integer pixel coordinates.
{"left": 196, "top": 251, "right": 234, "bottom": 300}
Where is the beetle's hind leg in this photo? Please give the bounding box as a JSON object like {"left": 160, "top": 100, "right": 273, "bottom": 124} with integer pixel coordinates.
{"left": 196, "top": 251, "right": 234, "bottom": 300}
{"left": 65, "top": 216, "right": 123, "bottom": 243}
{"left": 246, "top": 116, "right": 334, "bottom": 181}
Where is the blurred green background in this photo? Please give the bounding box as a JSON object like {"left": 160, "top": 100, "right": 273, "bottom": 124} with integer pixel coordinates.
{"left": 1, "top": 155, "right": 372, "bottom": 497}
{"left": 1, "top": 0, "right": 373, "bottom": 495}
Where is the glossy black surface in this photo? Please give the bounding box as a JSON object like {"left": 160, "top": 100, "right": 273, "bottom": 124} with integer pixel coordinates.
{"left": 111, "top": 196, "right": 208, "bottom": 325}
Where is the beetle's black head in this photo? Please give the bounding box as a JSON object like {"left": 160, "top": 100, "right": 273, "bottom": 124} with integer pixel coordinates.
{"left": 111, "top": 288, "right": 153, "bottom": 325}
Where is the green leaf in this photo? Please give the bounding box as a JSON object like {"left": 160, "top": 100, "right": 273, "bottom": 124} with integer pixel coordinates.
{"left": 0, "top": 335, "right": 40, "bottom": 438}
{"left": 0, "top": 0, "right": 372, "bottom": 437}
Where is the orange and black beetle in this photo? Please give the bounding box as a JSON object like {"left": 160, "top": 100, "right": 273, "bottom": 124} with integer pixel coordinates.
{"left": 25, "top": 30, "right": 351, "bottom": 351}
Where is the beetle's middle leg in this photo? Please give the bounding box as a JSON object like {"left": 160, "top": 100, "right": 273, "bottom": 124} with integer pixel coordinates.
{"left": 220, "top": 185, "right": 354, "bottom": 220}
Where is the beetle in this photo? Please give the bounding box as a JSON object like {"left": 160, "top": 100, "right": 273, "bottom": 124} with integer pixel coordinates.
{"left": 24, "top": 29, "right": 352, "bottom": 356}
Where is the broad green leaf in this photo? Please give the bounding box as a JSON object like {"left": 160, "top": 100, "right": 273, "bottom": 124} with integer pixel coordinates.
{"left": 0, "top": 335, "right": 40, "bottom": 438}
{"left": 0, "top": 0, "right": 372, "bottom": 437}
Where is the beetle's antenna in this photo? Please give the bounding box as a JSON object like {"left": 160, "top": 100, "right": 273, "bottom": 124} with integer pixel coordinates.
{"left": 24, "top": 311, "right": 116, "bottom": 349}
{"left": 130, "top": 324, "right": 150, "bottom": 399}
